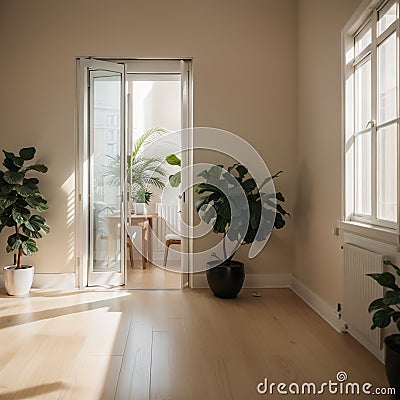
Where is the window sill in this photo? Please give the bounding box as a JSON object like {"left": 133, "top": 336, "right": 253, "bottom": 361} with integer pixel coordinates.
{"left": 337, "top": 220, "right": 400, "bottom": 247}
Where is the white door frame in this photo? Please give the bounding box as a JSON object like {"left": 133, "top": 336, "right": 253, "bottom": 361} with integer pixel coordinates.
{"left": 76, "top": 58, "right": 127, "bottom": 288}
{"left": 76, "top": 58, "right": 194, "bottom": 289}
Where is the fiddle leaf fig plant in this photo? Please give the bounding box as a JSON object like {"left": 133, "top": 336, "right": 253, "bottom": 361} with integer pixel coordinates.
{"left": 0, "top": 147, "right": 50, "bottom": 269}
{"left": 195, "top": 163, "right": 289, "bottom": 262}
{"left": 368, "top": 260, "right": 400, "bottom": 352}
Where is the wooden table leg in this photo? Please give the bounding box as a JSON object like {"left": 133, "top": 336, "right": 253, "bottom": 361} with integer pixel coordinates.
{"left": 141, "top": 222, "right": 147, "bottom": 269}
{"left": 148, "top": 218, "right": 153, "bottom": 264}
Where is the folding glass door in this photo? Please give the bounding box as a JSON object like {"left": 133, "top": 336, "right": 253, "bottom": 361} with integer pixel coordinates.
{"left": 79, "top": 59, "right": 126, "bottom": 287}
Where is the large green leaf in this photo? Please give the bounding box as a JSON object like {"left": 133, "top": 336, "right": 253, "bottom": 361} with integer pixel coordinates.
{"left": 22, "top": 225, "right": 43, "bottom": 238}
{"left": 1, "top": 183, "right": 14, "bottom": 194}
{"left": 19, "top": 147, "right": 36, "bottom": 160}
{"left": 7, "top": 233, "right": 22, "bottom": 249}
{"left": 274, "top": 213, "right": 285, "bottom": 229}
{"left": 276, "top": 192, "right": 285, "bottom": 202}
{"left": 200, "top": 206, "right": 216, "bottom": 224}
{"left": 0, "top": 193, "right": 17, "bottom": 209}
{"left": 169, "top": 171, "right": 181, "bottom": 187}
{"left": 249, "top": 200, "right": 261, "bottom": 229}
{"left": 25, "top": 195, "right": 48, "bottom": 211}
{"left": 383, "top": 290, "right": 400, "bottom": 306}
{"left": 24, "top": 164, "right": 48, "bottom": 173}
{"left": 371, "top": 308, "right": 394, "bottom": 329}
{"left": 3, "top": 157, "right": 21, "bottom": 172}
{"left": 29, "top": 214, "right": 50, "bottom": 233}
{"left": 194, "top": 196, "right": 210, "bottom": 212}
{"left": 368, "top": 298, "right": 385, "bottom": 312}
{"left": 243, "top": 226, "right": 257, "bottom": 244}
{"left": 235, "top": 165, "right": 248, "bottom": 179}
{"left": 277, "top": 204, "right": 290, "bottom": 216}
{"left": 198, "top": 166, "right": 223, "bottom": 183}
{"left": 367, "top": 272, "right": 400, "bottom": 291}
{"left": 15, "top": 184, "right": 36, "bottom": 197}
{"left": 217, "top": 200, "right": 231, "bottom": 220}
{"left": 23, "top": 177, "right": 39, "bottom": 191}
{"left": 3, "top": 170, "right": 25, "bottom": 184}
{"left": 213, "top": 214, "right": 227, "bottom": 234}
{"left": 166, "top": 154, "right": 181, "bottom": 166}
{"left": 241, "top": 178, "right": 256, "bottom": 193}
{"left": 195, "top": 183, "right": 222, "bottom": 195}
{"left": 0, "top": 213, "right": 15, "bottom": 227}
{"left": 12, "top": 206, "right": 30, "bottom": 224}
{"left": 22, "top": 238, "right": 38, "bottom": 255}
{"left": 3, "top": 151, "right": 24, "bottom": 167}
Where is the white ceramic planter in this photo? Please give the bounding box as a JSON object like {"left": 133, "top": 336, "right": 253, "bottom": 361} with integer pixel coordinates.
{"left": 3, "top": 265, "right": 34, "bottom": 296}
{"left": 132, "top": 203, "right": 147, "bottom": 215}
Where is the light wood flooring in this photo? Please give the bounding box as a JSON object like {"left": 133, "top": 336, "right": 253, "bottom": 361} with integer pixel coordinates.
{"left": 125, "top": 262, "right": 181, "bottom": 289}
{"left": 0, "top": 288, "right": 390, "bottom": 399}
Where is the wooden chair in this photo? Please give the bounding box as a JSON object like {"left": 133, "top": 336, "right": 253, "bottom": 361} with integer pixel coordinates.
{"left": 126, "top": 229, "right": 137, "bottom": 269}
{"left": 163, "top": 233, "right": 181, "bottom": 266}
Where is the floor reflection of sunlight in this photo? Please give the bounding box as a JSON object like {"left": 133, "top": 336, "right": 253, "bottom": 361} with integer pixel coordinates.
{"left": 0, "top": 290, "right": 133, "bottom": 400}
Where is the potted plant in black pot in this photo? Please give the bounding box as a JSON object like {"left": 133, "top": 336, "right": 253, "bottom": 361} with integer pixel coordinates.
{"left": 0, "top": 147, "right": 50, "bottom": 296}
{"left": 195, "top": 163, "right": 289, "bottom": 299}
{"left": 368, "top": 260, "right": 400, "bottom": 398}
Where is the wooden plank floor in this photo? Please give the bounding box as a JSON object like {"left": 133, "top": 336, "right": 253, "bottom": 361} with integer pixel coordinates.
{"left": 0, "top": 288, "right": 390, "bottom": 399}
{"left": 126, "top": 262, "right": 181, "bottom": 289}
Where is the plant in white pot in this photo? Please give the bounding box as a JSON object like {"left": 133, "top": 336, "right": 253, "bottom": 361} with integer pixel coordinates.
{"left": 0, "top": 147, "right": 50, "bottom": 296}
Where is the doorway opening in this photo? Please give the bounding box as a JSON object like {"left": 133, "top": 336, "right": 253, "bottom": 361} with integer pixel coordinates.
{"left": 76, "top": 59, "right": 193, "bottom": 290}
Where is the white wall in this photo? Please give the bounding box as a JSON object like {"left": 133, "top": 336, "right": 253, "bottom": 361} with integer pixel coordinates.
{"left": 295, "top": 0, "right": 363, "bottom": 307}
{"left": 0, "top": 0, "right": 297, "bottom": 276}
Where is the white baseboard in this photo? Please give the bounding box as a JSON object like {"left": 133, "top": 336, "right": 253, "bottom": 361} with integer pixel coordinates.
{"left": 346, "top": 326, "right": 384, "bottom": 362}
{"left": 191, "top": 273, "right": 292, "bottom": 289}
{"left": 0, "top": 272, "right": 76, "bottom": 291}
{"left": 291, "top": 277, "right": 344, "bottom": 333}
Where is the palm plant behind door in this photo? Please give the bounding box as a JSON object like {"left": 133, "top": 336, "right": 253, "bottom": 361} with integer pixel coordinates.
{"left": 103, "top": 127, "right": 168, "bottom": 205}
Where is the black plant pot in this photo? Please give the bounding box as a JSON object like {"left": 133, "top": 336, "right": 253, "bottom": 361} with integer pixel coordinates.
{"left": 385, "top": 335, "right": 400, "bottom": 399}
{"left": 206, "top": 260, "right": 245, "bottom": 299}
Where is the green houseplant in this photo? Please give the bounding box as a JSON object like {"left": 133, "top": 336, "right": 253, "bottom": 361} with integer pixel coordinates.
{"left": 166, "top": 153, "right": 181, "bottom": 187}
{"left": 195, "top": 163, "right": 289, "bottom": 298}
{"left": 103, "top": 127, "right": 167, "bottom": 213}
{"left": 0, "top": 147, "right": 50, "bottom": 296}
{"left": 368, "top": 260, "right": 400, "bottom": 397}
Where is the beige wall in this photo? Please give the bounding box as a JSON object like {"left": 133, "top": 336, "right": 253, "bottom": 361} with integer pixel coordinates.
{"left": 295, "top": 0, "right": 362, "bottom": 307}
{"left": 0, "top": 0, "right": 297, "bottom": 275}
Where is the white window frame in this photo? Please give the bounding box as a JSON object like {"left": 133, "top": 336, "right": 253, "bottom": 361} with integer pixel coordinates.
{"left": 341, "top": 0, "right": 400, "bottom": 240}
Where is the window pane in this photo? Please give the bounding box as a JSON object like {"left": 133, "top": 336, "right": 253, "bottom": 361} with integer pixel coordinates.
{"left": 355, "top": 23, "right": 372, "bottom": 56}
{"left": 377, "top": 124, "right": 397, "bottom": 222}
{"left": 378, "top": 33, "right": 397, "bottom": 124}
{"left": 355, "top": 59, "right": 371, "bottom": 132}
{"left": 378, "top": 2, "right": 398, "bottom": 35}
{"left": 91, "top": 73, "right": 122, "bottom": 273}
{"left": 355, "top": 132, "right": 371, "bottom": 215}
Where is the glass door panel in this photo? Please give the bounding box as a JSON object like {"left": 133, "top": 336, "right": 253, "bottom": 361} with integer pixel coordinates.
{"left": 87, "top": 61, "right": 125, "bottom": 286}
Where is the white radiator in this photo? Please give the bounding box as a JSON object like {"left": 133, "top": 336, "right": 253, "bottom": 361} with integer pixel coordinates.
{"left": 343, "top": 243, "right": 384, "bottom": 351}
